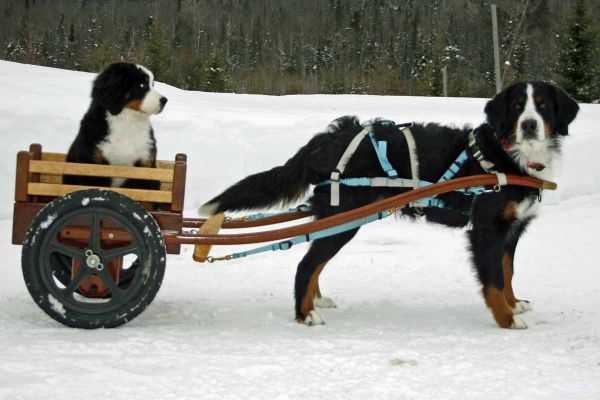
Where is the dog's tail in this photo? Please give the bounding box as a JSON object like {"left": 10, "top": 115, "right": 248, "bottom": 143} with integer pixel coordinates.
{"left": 198, "top": 144, "right": 313, "bottom": 216}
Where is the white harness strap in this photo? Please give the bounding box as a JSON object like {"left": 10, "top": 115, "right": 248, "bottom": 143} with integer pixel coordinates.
{"left": 401, "top": 127, "right": 419, "bottom": 188}
{"left": 328, "top": 123, "right": 421, "bottom": 207}
{"left": 495, "top": 172, "right": 507, "bottom": 186}
{"left": 330, "top": 126, "right": 371, "bottom": 206}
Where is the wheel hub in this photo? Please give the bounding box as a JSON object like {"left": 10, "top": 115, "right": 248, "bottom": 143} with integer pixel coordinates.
{"left": 85, "top": 249, "right": 104, "bottom": 271}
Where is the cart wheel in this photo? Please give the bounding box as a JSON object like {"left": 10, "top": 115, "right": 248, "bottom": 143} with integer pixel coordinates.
{"left": 22, "top": 189, "right": 166, "bottom": 329}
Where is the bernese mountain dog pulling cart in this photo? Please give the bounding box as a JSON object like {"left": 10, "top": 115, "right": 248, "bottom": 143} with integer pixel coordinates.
{"left": 12, "top": 131, "right": 557, "bottom": 329}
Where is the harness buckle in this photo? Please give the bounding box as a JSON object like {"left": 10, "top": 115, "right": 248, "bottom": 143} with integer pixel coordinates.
{"left": 330, "top": 170, "right": 341, "bottom": 182}
{"left": 278, "top": 241, "right": 293, "bottom": 251}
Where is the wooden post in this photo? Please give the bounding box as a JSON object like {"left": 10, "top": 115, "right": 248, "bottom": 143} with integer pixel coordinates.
{"left": 442, "top": 66, "right": 448, "bottom": 97}
{"left": 15, "top": 151, "right": 31, "bottom": 202}
{"left": 171, "top": 153, "right": 187, "bottom": 212}
{"left": 29, "top": 143, "right": 42, "bottom": 202}
{"left": 491, "top": 4, "right": 502, "bottom": 94}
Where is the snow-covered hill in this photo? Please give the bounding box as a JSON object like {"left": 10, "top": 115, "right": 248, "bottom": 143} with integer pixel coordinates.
{"left": 1, "top": 60, "right": 599, "bottom": 399}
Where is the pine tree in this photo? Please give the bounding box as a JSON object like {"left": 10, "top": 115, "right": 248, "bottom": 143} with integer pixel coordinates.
{"left": 203, "top": 50, "right": 230, "bottom": 92}
{"left": 555, "top": 0, "right": 599, "bottom": 102}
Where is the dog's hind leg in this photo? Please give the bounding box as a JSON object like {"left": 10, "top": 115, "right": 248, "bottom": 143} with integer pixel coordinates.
{"left": 503, "top": 221, "right": 532, "bottom": 314}
{"left": 295, "top": 228, "right": 359, "bottom": 325}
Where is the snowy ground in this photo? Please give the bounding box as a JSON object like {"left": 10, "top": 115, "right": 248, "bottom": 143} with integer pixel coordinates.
{"left": 0, "top": 60, "right": 599, "bottom": 399}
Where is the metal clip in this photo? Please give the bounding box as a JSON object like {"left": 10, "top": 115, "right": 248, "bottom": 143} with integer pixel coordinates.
{"left": 207, "top": 255, "right": 233, "bottom": 263}
{"left": 483, "top": 185, "right": 502, "bottom": 194}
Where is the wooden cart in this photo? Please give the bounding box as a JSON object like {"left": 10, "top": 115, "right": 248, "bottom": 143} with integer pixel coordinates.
{"left": 13, "top": 143, "right": 556, "bottom": 329}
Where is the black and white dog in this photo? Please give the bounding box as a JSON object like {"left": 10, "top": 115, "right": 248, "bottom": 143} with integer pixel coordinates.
{"left": 200, "top": 82, "right": 579, "bottom": 329}
{"left": 64, "top": 62, "right": 167, "bottom": 189}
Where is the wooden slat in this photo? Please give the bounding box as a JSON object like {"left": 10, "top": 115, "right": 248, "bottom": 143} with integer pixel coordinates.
{"left": 30, "top": 160, "right": 174, "bottom": 182}
{"left": 28, "top": 183, "right": 173, "bottom": 203}
{"left": 41, "top": 152, "right": 66, "bottom": 162}
{"left": 42, "top": 152, "right": 175, "bottom": 170}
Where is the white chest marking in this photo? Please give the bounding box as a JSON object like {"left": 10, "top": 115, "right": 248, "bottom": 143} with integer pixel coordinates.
{"left": 515, "top": 196, "right": 539, "bottom": 220}
{"left": 100, "top": 109, "right": 153, "bottom": 187}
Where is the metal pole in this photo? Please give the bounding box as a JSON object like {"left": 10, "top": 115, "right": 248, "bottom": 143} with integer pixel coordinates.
{"left": 442, "top": 66, "right": 448, "bottom": 97}
{"left": 491, "top": 4, "right": 501, "bottom": 94}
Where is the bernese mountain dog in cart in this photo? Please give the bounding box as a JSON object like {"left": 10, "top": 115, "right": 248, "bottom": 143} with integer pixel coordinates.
{"left": 64, "top": 62, "right": 167, "bottom": 190}
{"left": 200, "top": 82, "right": 579, "bottom": 329}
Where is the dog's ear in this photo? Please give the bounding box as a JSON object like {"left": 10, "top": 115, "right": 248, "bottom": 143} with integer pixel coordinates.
{"left": 92, "top": 63, "right": 130, "bottom": 115}
{"left": 552, "top": 85, "right": 579, "bottom": 136}
{"left": 484, "top": 86, "right": 511, "bottom": 135}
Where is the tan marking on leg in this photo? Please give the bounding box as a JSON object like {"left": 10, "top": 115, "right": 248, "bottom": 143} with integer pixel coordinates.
{"left": 314, "top": 281, "right": 322, "bottom": 299}
{"left": 124, "top": 99, "right": 142, "bottom": 111}
{"left": 503, "top": 201, "right": 518, "bottom": 222}
{"left": 503, "top": 253, "right": 517, "bottom": 308}
{"left": 483, "top": 286, "right": 514, "bottom": 328}
{"left": 300, "top": 262, "right": 327, "bottom": 318}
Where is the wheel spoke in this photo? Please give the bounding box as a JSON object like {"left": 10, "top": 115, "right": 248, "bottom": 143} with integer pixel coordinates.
{"left": 48, "top": 240, "right": 83, "bottom": 261}
{"left": 102, "top": 244, "right": 140, "bottom": 262}
{"left": 63, "top": 268, "right": 92, "bottom": 296}
{"left": 97, "top": 267, "right": 123, "bottom": 302}
{"left": 89, "top": 212, "right": 101, "bottom": 252}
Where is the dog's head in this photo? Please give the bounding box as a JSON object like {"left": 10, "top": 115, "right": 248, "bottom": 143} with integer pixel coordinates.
{"left": 91, "top": 62, "right": 168, "bottom": 116}
{"left": 484, "top": 82, "right": 579, "bottom": 174}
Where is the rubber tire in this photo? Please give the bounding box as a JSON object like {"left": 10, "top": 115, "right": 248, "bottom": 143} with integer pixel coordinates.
{"left": 22, "top": 189, "right": 166, "bottom": 329}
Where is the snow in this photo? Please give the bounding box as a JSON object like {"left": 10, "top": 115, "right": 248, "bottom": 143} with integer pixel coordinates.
{"left": 47, "top": 294, "right": 66, "bottom": 319}
{"left": 38, "top": 213, "right": 57, "bottom": 230}
{"left": 1, "top": 60, "right": 600, "bottom": 399}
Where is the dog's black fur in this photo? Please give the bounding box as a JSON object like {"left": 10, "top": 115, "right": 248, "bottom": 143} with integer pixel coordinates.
{"left": 64, "top": 62, "right": 167, "bottom": 190}
{"left": 201, "top": 82, "right": 579, "bottom": 329}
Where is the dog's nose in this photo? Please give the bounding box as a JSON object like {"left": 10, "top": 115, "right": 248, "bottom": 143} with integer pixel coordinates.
{"left": 521, "top": 119, "right": 537, "bottom": 139}
{"left": 160, "top": 97, "right": 168, "bottom": 109}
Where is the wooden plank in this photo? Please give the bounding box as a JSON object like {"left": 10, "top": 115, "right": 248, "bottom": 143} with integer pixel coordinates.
{"left": 42, "top": 152, "right": 176, "bottom": 171}
{"left": 28, "top": 183, "right": 173, "bottom": 203}
{"left": 12, "top": 202, "right": 42, "bottom": 244}
{"left": 30, "top": 160, "right": 174, "bottom": 182}
{"left": 192, "top": 214, "right": 225, "bottom": 262}
{"left": 152, "top": 211, "right": 183, "bottom": 254}
{"left": 157, "top": 160, "right": 175, "bottom": 170}
{"left": 170, "top": 154, "right": 187, "bottom": 212}
{"left": 41, "top": 152, "right": 66, "bottom": 162}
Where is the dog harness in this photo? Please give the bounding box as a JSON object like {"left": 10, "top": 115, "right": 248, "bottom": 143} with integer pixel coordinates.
{"left": 319, "top": 120, "right": 503, "bottom": 208}
{"left": 207, "top": 120, "right": 508, "bottom": 262}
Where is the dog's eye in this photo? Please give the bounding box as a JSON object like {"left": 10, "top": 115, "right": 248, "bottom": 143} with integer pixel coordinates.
{"left": 139, "top": 83, "right": 146, "bottom": 89}
{"left": 538, "top": 102, "right": 546, "bottom": 109}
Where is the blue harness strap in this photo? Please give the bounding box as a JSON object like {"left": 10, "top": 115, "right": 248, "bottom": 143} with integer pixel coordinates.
{"left": 368, "top": 132, "right": 398, "bottom": 178}
{"left": 210, "top": 211, "right": 390, "bottom": 261}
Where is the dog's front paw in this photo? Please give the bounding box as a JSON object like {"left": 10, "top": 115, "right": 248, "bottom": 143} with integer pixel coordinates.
{"left": 513, "top": 300, "right": 532, "bottom": 314}
{"left": 509, "top": 315, "right": 528, "bottom": 329}
{"left": 313, "top": 296, "right": 337, "bottom": 308}
{"left": 303, "top": 310, "right": 326, "bottom": 326}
